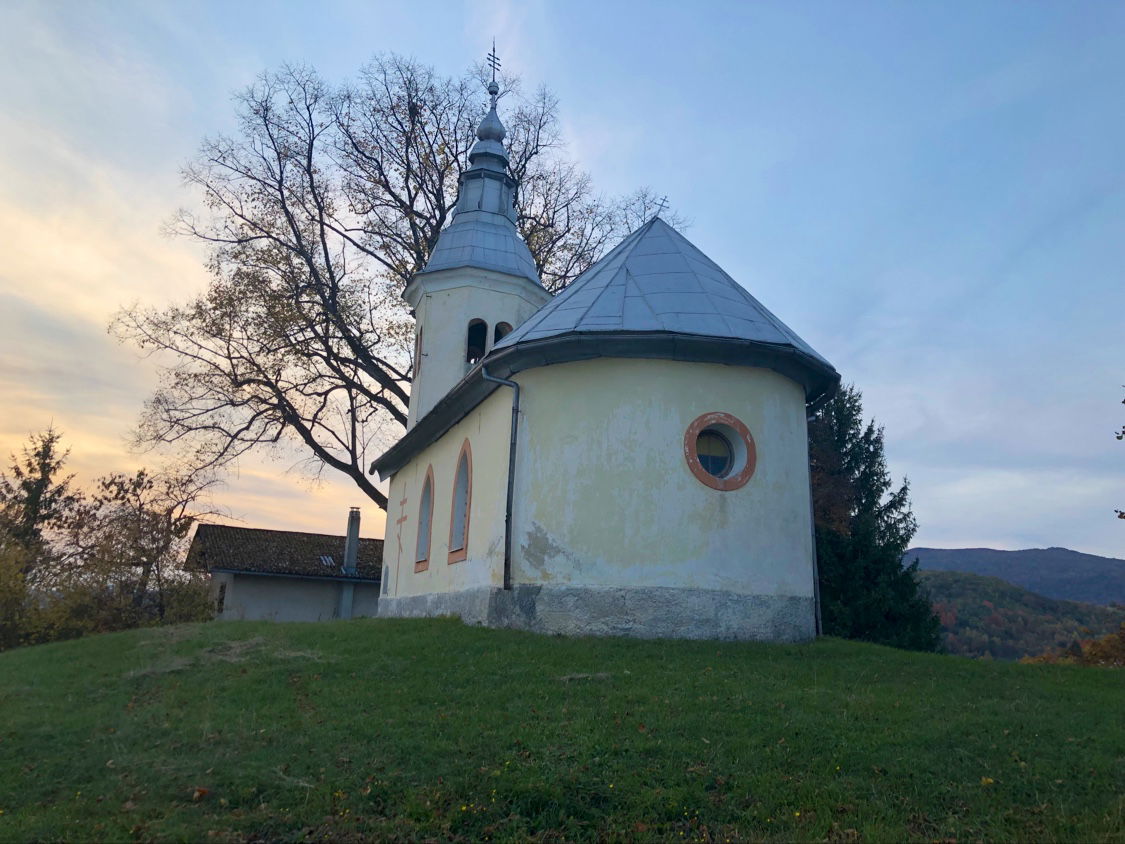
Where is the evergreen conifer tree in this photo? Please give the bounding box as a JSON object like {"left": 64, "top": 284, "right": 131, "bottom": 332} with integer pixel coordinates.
{"left": 0, "top": 427, "right": 77, "bottom": 575}
{"left": 809, "top": 385, "right": 941, "bottom": 651}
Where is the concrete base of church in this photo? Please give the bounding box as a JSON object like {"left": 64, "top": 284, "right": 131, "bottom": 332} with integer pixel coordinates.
{"left": 377, "top": 584, "right": 815, "bottom": 642}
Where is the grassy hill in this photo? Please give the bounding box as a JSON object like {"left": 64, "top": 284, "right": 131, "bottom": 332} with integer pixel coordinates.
{"left": 910, "top": 546, "right": 1125, "bottom": 605}
{"left": 920, "top": 569, "right": 1125, "bottom": 660}
{"left": 1, "top": 619, "right": 1123, "bottom": 842}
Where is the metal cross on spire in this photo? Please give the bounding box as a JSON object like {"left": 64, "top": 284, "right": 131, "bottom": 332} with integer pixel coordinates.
{"left": 653, "top": 196, "right": 669, "bottom": 218}
{"left": 487, "top": 40, "right": 501, "bottom": 84}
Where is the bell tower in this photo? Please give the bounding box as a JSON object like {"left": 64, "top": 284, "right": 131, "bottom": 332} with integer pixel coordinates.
{"left": 404, "top": 53, "right": 551, "bottom": 427}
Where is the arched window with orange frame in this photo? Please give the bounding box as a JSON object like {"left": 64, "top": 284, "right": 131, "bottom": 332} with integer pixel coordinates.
{"left": 415, "top": 466, "right": 435, "bottom": 572}
{"left": 448, "top": 439, "right": 472, "bottom": 563}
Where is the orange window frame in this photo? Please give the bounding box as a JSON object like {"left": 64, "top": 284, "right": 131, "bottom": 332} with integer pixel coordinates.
{"left": 683, "top": 411, "right": 757, "bottom": 492}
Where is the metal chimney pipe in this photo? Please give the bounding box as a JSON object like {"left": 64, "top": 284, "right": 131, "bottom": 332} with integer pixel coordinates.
{"left": 343, "top": 507, "right": 360, "bottom": 575}
{"left": 337, "top": 507, "right": 361, "bottom": 620}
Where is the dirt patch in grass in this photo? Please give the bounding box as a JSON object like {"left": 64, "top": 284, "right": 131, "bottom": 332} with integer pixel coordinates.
{"left": 126, "top": 656, "right": 196, "bottom": 678}
{"left": 205, "top": 636, "right": 269, "bottom": 662}
{"left": 127, "top": 635, "right": 325, "bottom": 678}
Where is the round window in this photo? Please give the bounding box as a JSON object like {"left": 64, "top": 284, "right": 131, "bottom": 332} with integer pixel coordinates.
{"left": 684, "top": 412, "right": 757, "bottom": 491}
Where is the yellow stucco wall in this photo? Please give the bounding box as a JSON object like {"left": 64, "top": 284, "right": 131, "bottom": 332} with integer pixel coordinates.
{"left": 383, "top": 355, "right": 815, "bottom": 606}
{"left": 384, "top": 388, "right": 512, "bottom": 598}
{"left": 512, "top": 358, "right": 815, "bottom": 598}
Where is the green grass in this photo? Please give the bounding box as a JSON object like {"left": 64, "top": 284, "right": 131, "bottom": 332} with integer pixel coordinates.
{"left": 1, "top": 619, "right": 1123, "bottom": 842}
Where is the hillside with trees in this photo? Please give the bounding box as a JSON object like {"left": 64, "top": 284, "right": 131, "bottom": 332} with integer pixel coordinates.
{"left": 911, "top": 546, "right": 1125, "bottom": 605}
{"left": 920, "top": 569, "right": 1125, "bottom": 660}
{"left": 1025, "top": 622, "right": 1125, "bottom": 666}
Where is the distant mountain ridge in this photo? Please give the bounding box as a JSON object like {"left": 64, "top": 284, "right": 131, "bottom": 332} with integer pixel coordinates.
{"left": 908, "top": 546, "right": 1125, "bottom": 606}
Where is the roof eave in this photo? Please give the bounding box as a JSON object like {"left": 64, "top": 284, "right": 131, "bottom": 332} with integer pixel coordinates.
{"left": 404, "top": 263, "right": 547, "bottom": 306}
{"left": 209, "top": 567, "right": 381, "bottom": 585}
{"left": 370, "top": 332, "right": 840, "bottom": 480}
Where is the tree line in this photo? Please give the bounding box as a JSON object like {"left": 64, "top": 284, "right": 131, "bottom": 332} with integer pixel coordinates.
{"left": 1024, "top": 623, "right": 1125, "bottom": 667}
{"left": 0, "top": 429, "right": 212, "bottom": 650}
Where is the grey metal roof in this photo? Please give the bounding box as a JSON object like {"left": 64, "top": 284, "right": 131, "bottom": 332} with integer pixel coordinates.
{"left": 493, "top": 217, "right": 831, "bottom": 367}
{"left": 421, "top": 209, "right": 541, "bottom": 284}
{"left": 413, "top": 81, "right": 543, "bottom": 287}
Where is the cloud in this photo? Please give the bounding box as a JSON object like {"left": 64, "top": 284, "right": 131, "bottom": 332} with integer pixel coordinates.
{"left": 912, "top": 465, "right": 1121, "bottom": 555}
{"left": 0, "top": 4, "right": 384, "bottom": 540}
{"left": 0, "top": 139, "right": 211, "bottom": 328}
{"left": 201, "top": 459, "right": 388, "bottom": 540}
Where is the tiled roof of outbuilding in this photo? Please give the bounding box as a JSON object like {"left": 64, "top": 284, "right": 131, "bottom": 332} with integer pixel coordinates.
{"left": 186, "top": 524, "right": 382, "bottom": 581}
{"left": 492, "top": 217, "right": 832, "bottom": 368}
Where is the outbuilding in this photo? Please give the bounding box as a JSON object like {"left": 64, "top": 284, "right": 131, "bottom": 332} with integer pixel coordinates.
{"left": 188, "top": 509, "right": 382, "bottom": 622}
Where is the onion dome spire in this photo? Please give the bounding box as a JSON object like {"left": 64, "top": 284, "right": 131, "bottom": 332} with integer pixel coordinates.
{"left": 413, "top": 41, "right": 541, "bottom": 286}
{"left": 468, "top": 48, "right": 508, "bottom": 173}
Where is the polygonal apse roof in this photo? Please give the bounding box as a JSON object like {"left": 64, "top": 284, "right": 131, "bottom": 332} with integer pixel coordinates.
{"left": 492, "top": 217, "right": 831, "bottom": 368}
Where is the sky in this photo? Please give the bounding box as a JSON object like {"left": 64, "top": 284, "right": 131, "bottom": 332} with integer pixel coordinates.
{"left": 0, "top": 0, "right": 1122, "bottom": 556}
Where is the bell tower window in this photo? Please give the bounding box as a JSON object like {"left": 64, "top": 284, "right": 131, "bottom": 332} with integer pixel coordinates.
{"left": 466, "top": 319, "right": 488, "bottom": 365}
{"left": 494, "top": 322, "right": 513, "bottom": 343}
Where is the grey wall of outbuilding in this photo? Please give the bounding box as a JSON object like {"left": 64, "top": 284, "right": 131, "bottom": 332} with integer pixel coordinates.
{"left": 211, "top": 572, "right": 379, "bottom": 622}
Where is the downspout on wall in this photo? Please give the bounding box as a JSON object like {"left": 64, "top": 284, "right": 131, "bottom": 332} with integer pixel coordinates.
{"left": 806, "top": 410, "right": 822, "bottom": 637}
{"left": 481, "top": 367, "right": 519, "bottom": 591}
{"left": 337, "top": 507, "right": 361, "bottom": 619}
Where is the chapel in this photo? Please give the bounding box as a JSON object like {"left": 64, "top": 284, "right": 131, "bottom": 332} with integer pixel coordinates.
{"left": 369, "top": 77, "right": 839, "bottom": 641}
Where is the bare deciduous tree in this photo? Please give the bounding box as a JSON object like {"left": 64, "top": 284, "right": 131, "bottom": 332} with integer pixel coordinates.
{"left": 62, "top": 469, "right": 218, "bottom": 617}
{"left": 114, "top": 56, "right": 683, "bottom": 511}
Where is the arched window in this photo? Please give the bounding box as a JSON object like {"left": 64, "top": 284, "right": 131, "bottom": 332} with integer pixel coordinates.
{"left": 494, "top": 322, "right": 513, "bottom": 343}
{"left": 448, "top": 439, "right": 472, "bottom": 563}
{"left": 413, "top": 327, "right": 423, "bottom": 376}
{"left": 415, "top": 467, "right": 434, "bottom": 572}
{"left": 466, "top": 319, "right": 488, "bottom": 365}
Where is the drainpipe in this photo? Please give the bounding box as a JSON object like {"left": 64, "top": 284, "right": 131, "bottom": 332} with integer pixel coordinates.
{"left": 806, "top": 412, "right": 822, "bottom": 637}
{"left": 338, "top": 507, "right": 360, "bottom": 619}
{"left": 482, "top": 367, "right": 519, "bottom": 591}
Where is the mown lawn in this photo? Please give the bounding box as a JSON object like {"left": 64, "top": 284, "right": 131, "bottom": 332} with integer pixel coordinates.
{"left": 0, "top": 618, "right": 1122, "bottom": 841}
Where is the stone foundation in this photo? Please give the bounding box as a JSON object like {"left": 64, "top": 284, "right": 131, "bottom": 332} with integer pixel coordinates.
{"left": 378, "top": 584, "right": 815, "bottom": 642}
